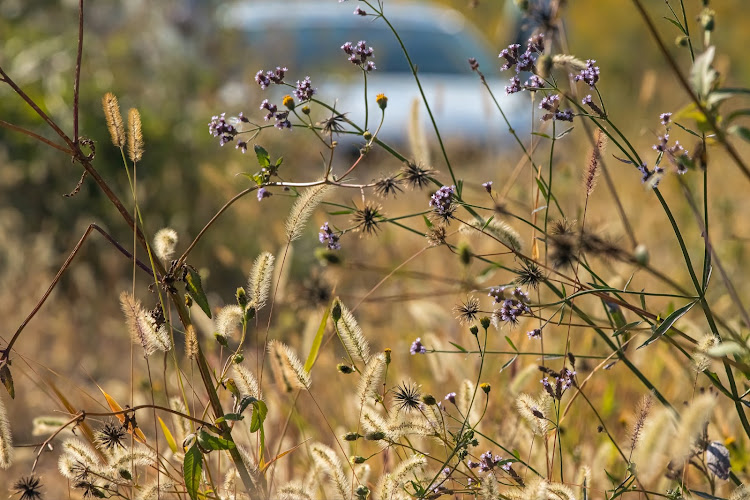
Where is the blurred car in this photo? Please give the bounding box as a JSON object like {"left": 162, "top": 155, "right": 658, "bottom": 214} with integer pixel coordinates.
{"left": 217, "top": 1, "right": 528, "bottom": 149}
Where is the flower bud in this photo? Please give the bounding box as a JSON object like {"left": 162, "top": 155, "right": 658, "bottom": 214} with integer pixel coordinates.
{"left": 421, "top": 394, "right": 437, "bottom": 405}
{"left": 337, "top": 363, "right": 354, "bottom": 374}
{"left": 634, "top": 244, "right": 649, "bottom": 266}
{"left": 384, "top": 348, "right": 392, "bottom": 364}
{"left": 282, "top": 95, "right": 295, "bottom": 110}
{"left": 363, "top": 130, "right": 373, "bottom": 141}
{"left": 480, "top": 382, "right": 491, "bottom": 394}
{"left": 215, "top": 332, "right": 228, "bottom": 347}
{"left": 376, "top": 93, "right": 388, "bottom": 110}
{"left": 350, "top": 455, "right": 366, "bottom": 464}
{"left": 236, "top": 287, "right": 248, "bottom": 308}
{"left": 302, "top": 105, "right": 311, "bottom": 115}
{"left": 480, "top": 317, "right": 491, "bottom": 330}
{"left": 332, "top": 301, "right": 342, "bottom": 323}
{"left": 469, "top": 325, "right": 479, "bottom": 336}
{"left": 343, "top": 432, "right": 361, "bottom": 441}
{"left": 233, "top": 353, "right": 244, "bottom": 364}
{"left": 365, "top": 431, "right": 386, "bottom": 441}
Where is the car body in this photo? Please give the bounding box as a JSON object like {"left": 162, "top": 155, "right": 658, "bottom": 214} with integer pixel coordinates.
{"left": 217, "top": 1, "right": 528, "bottom": 149}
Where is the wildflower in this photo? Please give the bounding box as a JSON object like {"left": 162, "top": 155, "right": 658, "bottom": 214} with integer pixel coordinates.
{"left": 582, "top": 94, "right": 603, "bottom": 117}
{"left": 257, "top": 187, "right": 271, "bottom": 201}
{"left": 499, "top": 43, "right": 521, "bottom": 71}
{"left": 482, "top": 181, "right": 493, "bottom": 193}
{"left": 410, "top": 337, "right": 427, "bottom": 355}
{"left": 505, "top": 75, "right": 522, "bottom": 95}
{"left": 208, "top": 113, "right": 237, "bottom": 146}
{"left": 445, "top": 392, "right": 457, "bottom": 404}
{"left": 478, "top": 450, "right": 505, "bottom": 472}
{"left": 342, "top": 40, "right": 376, "bottom": 71}
{"left": 282, "top": 95, "right": 295, "bottom": 110}
{"left": 490, "top": 287, "right": 531, "bottom": 326}
{"left": 515, "top": 261, "right": 544, "bottom": 289}
{"left": 374, "top": 175, "right": 403, "bottom": 198}
{"left": 319, "top": 222, "right": 341, "bottom": 250}
{"left": 12, "top": 476, "right": 43, "bottom": 500}
{"left": 401, "top": 161, "right": 434, "bottom": 189}
{"left": 255, "top": 66, "right": 287, "bottom": 89}
{"left": 235, "top": 140, "right": 247, "bottom": 153}
{"left": 454, "top": 297, "right": 481, "bottom": 325}
{"left": 95, "top": 421, "right": 126, "bottom": 450}
{"left": 393, "top": 381, "right": 422, "bottom": 412}
{"left": 468, "top": 57, "right": 479, "bottom": 71}
{"left": 527, "top": 328, "right": 541, "bottom": 339}
{"left": 353, "top": 6, "right": 366, "bottom": 15}
{"left": 554, "top": 109, "right": 574, "bottom": 122}
{"left": 429, "top": 185, "right": 456, "bottom": 221}
{"left": 293, "top": 76, "right": 316, "bottom": 101}
{"left": 351, "top": 202, "right": 383, "bottom": 235}
{"left": 527, "top": 33, "right": 545, "bottom": 53}
{"left": 573, "top": 59, "right": 600, "bottom": 87}
{"left": 660, "top": 112, "right": 672, "bottom": 126}
{"left": 318, "top": 111, "right": 348, "bottom": 135}
{"left": 517, "top": 51, "right": 534, "bottom": 72}
{"left": 375, "top": 93, "right": 388, "bottom": 110}
{"left": 480, "top": 383, "right": 491, "bottom": 394}
{"left": 525, "top": 75, "right": 545, "bottom": 89}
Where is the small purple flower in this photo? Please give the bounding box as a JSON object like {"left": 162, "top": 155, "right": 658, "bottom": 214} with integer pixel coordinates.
{"left": 208, "top": 113, "right": 237, "bottom": 146}
{"left": 442, "top": 467, "right": 451, "bottom": 476}
{"left": 342, "top": 40, "right": 376, "bottom": 71}
{"left": 482, "top": 181, "right": 492, "bottom": 193}
{"left": 573, "top": 59, "right": 600, "bottom": 87}
{"left": 660, "top": 112, "right": 672, "bottom": 126}
{"left": 554, "top": 109, "right": 574, "bottom": 122}
{"left": 444, "top": 392, "right": 456, "bottom": 404}
{"left": 539, "top": 94, "right": 560, "bottom": 112}
{"left": 237, "top": 111, "right": 250, "bottom": 123}
{"left": 582, "top": 95, "right": 603, "bottom": 116}
{"left": 410, "top": 337, "right": 427, "bottom": 355}
{"left": 526, "top": 33, "right": 545, "bottom": 54}
{"left": 353, "top": 6, "right": 366, "bottom": 15}
{"left": 255, "top": 70, "right": 271, "bottom": 89}
{"left": 525, "top": 75, "right": 545, "bottom": 89}
{"left": 319, "top": 222, "right": 341, "bottom": 250}
{"left": 505, "top": 75, "right": 521, "bottom": 95}
{"left": 257, "top": 187, "right": 271, "bottom": 201}
{"left": 517, "top": 51, "right": 534, "bottom": 72}
{"left": 260, "top": 99, "right": 278, "bottom": 121}
{"left": 490, "top": 287, "right": 531, "bottom": 326}
{"left": 498, "top": 43, "right": 521, "bottom": 71}
{"left": 468, "top": 57, "right": 479, "bottom": 71}
{"left": 236, "top": 140, "right": 247, "bottom": 153}
{"left": 293, "top": 76, "right": 316, "bottom": 102}
{"left": 255, "top": 67, "right": 287, "bottom": 89}
{"left": 429, "top": 185, "right": 456, "bottom": 219}
{"left": 527, "top": 328, "right": 542, "bottom": 339}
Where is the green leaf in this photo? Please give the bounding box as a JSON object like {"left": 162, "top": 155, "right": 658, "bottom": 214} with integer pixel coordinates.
{"left": 0, "top": 364, "right": 14, "bottom": 399}
{"left": 448, "top": 342, "right": 467, "bottom": 353}
{"left": 328, "top": 210, "right": 354, "bottom": 215}
{"left": 500, "top": 355, "right": 517, "bottom": 372}
{"left": 254, "top": 145, "right": 270, "bottom": 167}
{"left": 637, "top": 301, "right": 697, "bottom": 349}
{"left": 250, "top": 400, "right": 268, "bottom": 433}
{"left": 214, "top": 413, "right": 244, "bottom": 424}
{"left": 275, "top": 156, "right": 284, "bottom": 167}
{"left": 185, "top": 267, "right": 211, "bottom": 318}
{"left": 158, "top": 417, "right": 178, "bottom": 453}
{"left": 183, "top": 443, "right": 203, "bottom": 500}
{"left": 662, "top": 16, "right": 687, "bottom": 34}
{"left": 532, "top": 132, "right": 552, "bottom": 139}
{"left": 729, "top": 125, "right": 750, "bottom": 143}
{"left": 725, "top": 108, "right": 750, "bottom": 124}
{"left": 237, "top": 396, "right": 257, "bottom": 416}
{"left": 612, "top": 321, "right": 643, "bottom": 337}
{"left": 505, "top": 336, "right": 518, "bottom": 352}
{"left": 423, "top": 215, "right": 433, "bottom": 229}
{"left": 556, "top": 127, "right": 574, "bottom": 139}
{"left": 197, "top": 429, "right": 236, "bottom": 451}
{"left": 304, "top": 306, "right": 330, "bottom": 372}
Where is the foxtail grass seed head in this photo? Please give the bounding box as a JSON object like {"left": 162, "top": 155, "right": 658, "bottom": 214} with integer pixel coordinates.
{"left": 585, "top": 129, "right": 607, "bottom": 196}
{"left": 153, "top": 228, "right": 178, "bottom": 263}
{"left": 630, "top": 393, "right": 653, "bottom": 455}
{"left": 0, "top": 395, "right": 13, "bottom": 469}
{"left": 516, "top": 393, "right": 551, "bottom": 435}
{"left": 137, "top": 480, "right": 176, "bottom": 500}
{"left": 248, "top": 252, "right": 275, "bottom": 311}
{"left": 358, "top": 353, "right": 386, "bottom": 405}
{"left": 333, "top": 298, "right": 370, "bottom": 365}
{"left": 669, "top": 392, "right": 717, "bottom": 461}
{"left": 730, "top": 485, "right": 750, "bottom": 500}
{"left": 185, "top": 324, "right": 198, "bottom": 359}
{"left": 231, "top": 363, "right": 262, "bottom": 400}
{"left": 377, "top": 454, "right": 427, "bottom": 500}
{"left": 631, "top": 407, "right": 677, "bottom": 483}
{"left": 215, "top": 304, "right": 244, "bottom": 342}
{"left": 693, "top": 333, "right": 721, "bottom": 372}
{"left": 102, "top": 92, "right": 125, "bottom": 148}
{"left": 127, "top": 108, "right": 144, "bottom": 162}
{"left": 119, "top": 292, "right": 172, "bottom": 356}
{"left": 310, "top": 443, "right": 350, "bottom": 500}
{"left": 32, "top": 416, "right": 68, "bottom": 436}
{"left": 461, "top": 218, "right": 523, "bottom": 252}
{"left": 278, "top": 482, "right": 314, "bottom": 500}
{"left": 285, "top": 185, "right": 331, "bottom": 242}
{"left": 268, "top": 340, "right": 310, "bottom": 391}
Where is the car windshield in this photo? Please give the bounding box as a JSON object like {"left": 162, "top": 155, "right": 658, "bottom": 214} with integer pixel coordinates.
{"left": 237, "top": 22, "right": 497, "bottom": 76}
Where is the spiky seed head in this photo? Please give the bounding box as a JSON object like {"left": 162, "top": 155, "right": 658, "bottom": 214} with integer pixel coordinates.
{"left": 102, "top": 92, "right": 125, "bottom": 148}
{"left": 153, "top": 228, "right": 178, "bottom": 263}
{"left": 333, "top": 298, "right": 370, "bottom": 365}
{"left": 247, "top": 252, "right": 275, "bottom": 311}
{"left": 267, "top": 340, "right": 310, "bottom": 391}
{"left": 127, "top": 108, "right": 144, "bottom": 162}
{"left": 285, "top": 185, "right": 331, "bottom": 241}
{"left": 215, "top": 305, "right": 244, "bottom": 342}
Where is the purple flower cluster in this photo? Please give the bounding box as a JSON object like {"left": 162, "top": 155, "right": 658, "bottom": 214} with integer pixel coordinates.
{"left": 257, "top": 187, "right": 271, "bottom": 201}
{"left": 353, "top": 6, "right": 366, "bottom": 15}
{"left": 653, "top": 113, "right": 690, "bottom": 174}
{"left": 429, "top": 185, "right": 456, "bottom": 219}
{"left": 342, "top": 41, "right": 376, "bottom": 71}
{"left": 489, "top": 287, "right": 531, "bottom": 325}
{"left": 293, "top": 76, "right": 316, "bottom": 102}
{"left": 468, "top": 57, "right": 480, "bottom": 72}
{"left": 444, "top": 392, "right": 456, "bottom": 404}
{"left": 541, "top": 366, "right": 577, "bottom": 400}
{"left": 467, "top": 451, "right": 511, "bottom": 473}
{"left": 539, "top": 94, "right": 574, "bottom": 122}
{"left": 208, "top": 113, "right": 238, "bottom": 146}
{"left": 582, "top": 94, "right": 604, "bottom": 117}
{"left": 260, "top": 100, "right": 291, "bottom": 129}
{"left": 527, "top": 328, "right": 542, "bottom": 339}
{"left": 410, "top": 337, "right": 427, "bottom": 355}
{"left": 498, "top": 34, "right": 545, "bottom": 95}
{"left": 482, "top": 181, "right": 493, "bottom": 193}
{"left": 319, "top": 222, "right": 341, "bottom": 250}
{"left": 573, "top": 59, "right": 600, "bottom": 87}
{"left": 254, "top": 67, "right": 287, "bottom": 89}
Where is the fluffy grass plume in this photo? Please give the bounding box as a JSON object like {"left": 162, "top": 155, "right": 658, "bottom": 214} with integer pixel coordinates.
{"left": 285, "top": 185, "right": 331, "bottom": 241}
{"left": 584, "top": 129, "right": 607, "bottom": 196}
{"left": 693, "top": 333, "right": 720, "bottom": 372}
{"left": 310, "top": 442, "right": 350, "bottom": 500}
{"left": 376, "top": 454, "right": 426, "bottom": 500}
{"left": 278, "top": 482, "right": 314, "bottom": 500}
{"left": 109, "top": 445, "right": 156, "bottom": 470}
{"left": 461, "top": 219, "right": 523, "bottom": 252}
{"left": 32, "top": 416, "right": 69, "bottom": 436}
{"left": 232, "top": 363, "right": 262, "bottom": 400}
{"left": 458, "top": 379, "right": 479, "bottom": 423}
{"left": 360, "top": 405, "right": 388, "bottom": 435}
{"left": 268, "top": 340, "right": 310, "bottom": 391}
{"left": 137, "top": 480, "right": 175, "bottom": 500}
{"left": 58, "top": 438, "right": 101, "bottom": 478}
{"left": 185, "top": 324, "right": 198, "bottom": 359}
{"left": 102, "top": 92, "right": 125, "bottom": 148}
{"left": 516, "top": 392, "right": 552, "bottom": 435}
{"left": 333, "top": 298, "right": 370, "bottom": 365}
{"left": 170, "top": 396, "right": 192, "bottom": 441}
{"left": 127, "top": 107, "right": 144, "bottom": 162}
{"left": 248, "top": 251, "right": 275, "bottom": 311}
{"left": 215, "top": 304, "right": 244, "bottom": 341}
{"left": 730, "top": 485, "right": 750, "bottom": 500}
{"left": 480, "top": 473, "right": 500, "bottom": 500}
{"left": 0, "top": 395, "right": 12, "bottom": 469}
{"left": 408, "top": 97, "right": 430, "bottom": 166}
{"left": 629, "top": 393, "right": 653, "bottom": 457}
{"left": 119, "top": 291, "right": 172, "bottom": 356}
{"left": 386, "top": 412, "right": 437, "bottom": 441}
{"left": 669, "top": 392, "right": 717, "bottom": 461}
{"left": 357, "top": 353, "right": 386, "bottom": 405}
{"left": 631, "top": 407, "right": 676, "bottom": 483}
{"left": 153, "top": 227, "right": 178, "bottom": 263}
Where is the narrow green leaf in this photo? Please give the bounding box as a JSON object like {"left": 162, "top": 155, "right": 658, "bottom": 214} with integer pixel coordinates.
{"left": 183, "top": 443, "right": 203, "bottom": 500}
{"left": 158, "top": 417, "right": 178, "bottom": 453}
{"left": 612, "top": 321, "right": 643, "bottom": 337}
{"left": 254, "top": 145, "right": 270, "bottom": 167}
{"left": 500, "top": 355, "right": 517, "bottom": 372}
{"left": 423, "top": 215, "right": 433, "bottom": 229}
{"left": 304, "top": 307, "right": 329, "bottom": 373}
{"left": 555, "top": 127, "right": 574, "bottom": 139}
{"left": 197, "top": 429, "right": 235, "bottom": 451}
{"left": 448, "top": 342, "right": 467, "bottom": 353}
{"left": 725, "top": 108, "right": 750, "bottom": 124}
{"left": 673, "top": 121, "right": 701, "bottom": 137}
{"left": 532, "top": 132, "right": 552, "bottom": 139}
{"left": 637, "top": 301, "right": 697, "bottom": 349}
{"left": 328, "top": 210, "right": 354, "bottom": 215}
{"left": 185, "top": 267, "right": 211, "bottom": 318}
{"left": 662, "top": 16, "right": 687, "bottom": 34}
{"left": 505, "top": 336, "right": 518, "bottom": 352}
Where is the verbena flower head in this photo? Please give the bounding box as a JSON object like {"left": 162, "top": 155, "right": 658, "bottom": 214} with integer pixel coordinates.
{"left": 445, "top": 392, "right": 456, "bottom": 404}
{"left": 293, "top": 76, "right": 316, "bottom": 101}
{"left": 527, "top": 328, "right": 542, "bottom": 339}
{"left": 573, "top": 59, "right": 600, "bottom": 87}
{"left": 429, "top": 185, "right": 456, "bottom": 221}
{"left": 505, "top": 75, "right": 522, "bottom": 95}
{"left": 257, "top": 187, "right": 271, "bottom": 201}
{"left": 319, "top": 222, "right": 341, "bottom": 250}
{"left": 499, "top": 43, "right": 521, "bottom": 71}
{"left": 208, "top": 113, "right": 237, "bottom": 146}
{"left": 482, "top": 181, "right": 492, "bottom": 193}
{"left": 410, "top": 337, "right": 426, "bottom": 355}
{"left": 660, "top": 112, "right": 672, "bottom": 126}
{"left": 468, "top": 57, "right": 479, "bottom": 71}
{"left": 582, "top": 94, "right": 604, "bottom": 117}
{"left": 525, "top": 75, "right": 545, "bottom": 89}
{"left": 342, "top": 40, "right": 376, "bottom": 71}
{"left": 489, "top": 287, "right": 531, "bottom": 326}
{"left": 353, "top": 6, "right": 366, "bottom": 16}
{"left": 254, "top": 66, "right": 287, "bottom": 89}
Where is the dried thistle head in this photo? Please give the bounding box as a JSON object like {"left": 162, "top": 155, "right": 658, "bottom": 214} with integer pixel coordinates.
{"left": 514, "top": 260, "right": 545, "bottom": 289}
{"left": 94, "top": 421, "right": 126, "bottom": 450}
{"left": 393, "top": 381, "right": 422, "bottom": 412}
{"left": 351, "top": 202, "right": 384, "bottom": 236}
{"left": 454, "top": 297, "right": 481, "bottom": 325}
{"left": 426, "top": 225, "right": 447, "bottom": 247}
{"left": 401, "top": 161, "right": 435, "bottom": 190}
{"left": 373, "top": 175, "right": 404, "bottom": 199}
{"left": 317, "top": 111, "right": 348, "bottom": 136}
{"left": 12, "top": 475, "right": 43, "bottom": 500}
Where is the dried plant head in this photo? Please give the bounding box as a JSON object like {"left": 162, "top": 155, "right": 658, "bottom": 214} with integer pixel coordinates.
{"left": 0, "top": 395, "right": 12, "bottom": 469}
{"left": 426, "top": 224, "right": 448, "bottom": 246}
{"left": 248, "top": 251, "right": 275, "bottom": 311}
{"left": 631, "top": 406, "right": 677, "bottom": 484}
{"left": 629, "top": 393, "right": 653, "bottom": 457}
{"left": 119, "top": 292, "right": 172, "bottom": 356}
{"left": 552, "top": 54, "right": 587, "bottom": 72}
{"left": 392, "top": 380, "right": 422, "bottom": 413}
{"left": 514, "top": 260, "right": 545, "bottom": 290}
{"left": 584, "top": 129, "right": 607, "bottom": 196}
{"left": 669, "top": 392, "right": 717, "bottom": 462}
{"left": 458, "top": 379, "right": 480, "bottom": 423}
{"left": 59, "top": 438, "right": 101, "bottom": 479}
{"left": 730, "top": 484, "right": 750, "bottom": 500}
{"left": 333, "top": 298, "right": 370, "bottom": 365}
{"left": 351, "top": 202, "right": 384, "bottom": 236}
{"left": 454, "top": 296, "right": 481, "bottom": 325}
{"left": 374, "top": 174, "right": 404, "bottom": 199}
{"left": 693, "top": 333, "right": 720, "bottom": 372}
{"left": 376, "top": 454, "right": 427, "bottom": 500}
{"left": 309, "top": 443, "right": 350, "bottom": 500}
{"left": 285, "top": 184, "right": 331, "bottom": 241}
{"left": 401, "top": 160, "right": 435, "bottom": 190}
{"left": 215, "top": 304, "right": 244, "bottom": 342}
{"left": 516, "top": 392, "right": 552, "bottom": 435}
{"left": 232, "top": 363, "right": 262, "bottom": 400}
{"left": 267, "top": 340, "right": 310, "bottom": 391}
{"left": 153, "top": 227, "right": 178, "bottom": 263}
{"left": 357, "top": 353, "right": 386, "bottom": 405}
{"left": 480, "top": 473, "right": 500, "bottom": 500}
{"left": 127, "top": 108, "right": 144, "bottom": 162}
{"left": 184, "top": 324, "right": 198, "bottom": 359}
{"left": 462, "top": 218, "right": 523, "bottom": 252}
{"left": 102, "top": 92, "right": 125, "bottom": 148}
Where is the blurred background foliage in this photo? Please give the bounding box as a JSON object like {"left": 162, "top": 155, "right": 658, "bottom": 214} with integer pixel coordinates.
{"left": 2, "top": 0, "right": 750, "bottom": 489}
